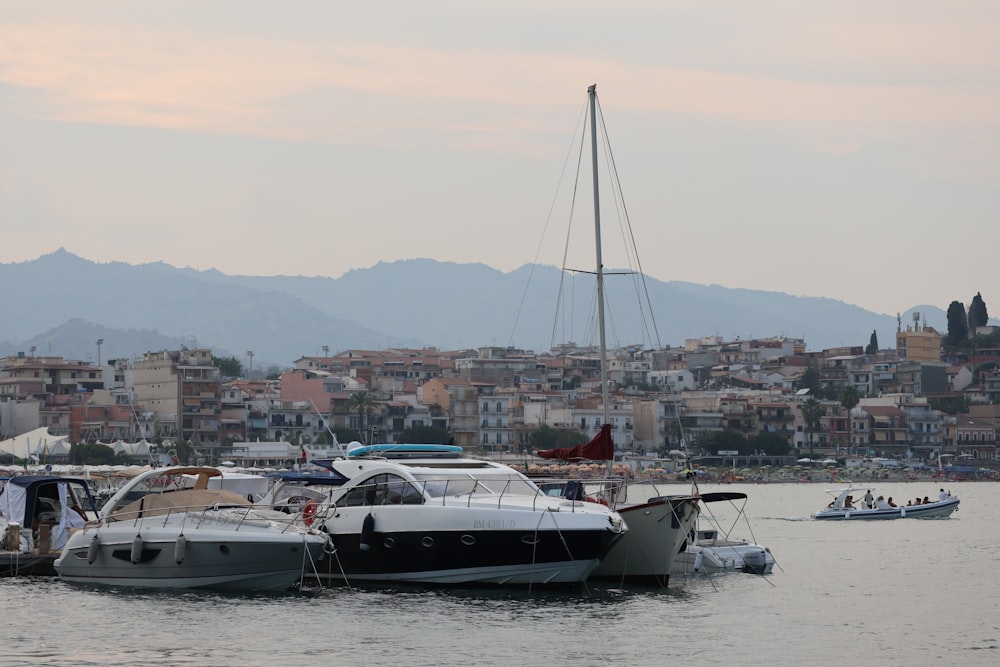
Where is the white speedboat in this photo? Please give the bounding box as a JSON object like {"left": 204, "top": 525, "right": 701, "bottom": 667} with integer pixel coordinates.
{"left": 54, "top": 467, "right": 328, "bottom": 591}
{"left": 814, "top": 485, "right": 960, "bottom": 520}
{"left": 1, "top": 475, "right": 99, "bottom": 576}
{"left": 262, "top": 444, "right": 627, "bottom": 586}
{"left": 671, "top": 492, "right": 774, "bottom": 575}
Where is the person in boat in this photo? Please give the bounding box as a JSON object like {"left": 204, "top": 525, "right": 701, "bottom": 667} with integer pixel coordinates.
{"left": 875, "top": 495, "right": 890, "bottom": 510}
{"left": 922, "top": 496, "right": 931, "bottom": 504}
{"left": 863, "top": 490, "right": 874, "bottom": 509}
{"left": 939, "top": 488, "right": 949, "bottom": 501}
{"left": 887, "top": 497, "right": 897, "bottom": 507}
{"left": 905, "top": 499, "right": 912, "bottom": 507}
{"left": 843, "top": 495, "right": 855, "bottom": 509}
{"left": 914, "top": 497, "right": 923, "bottom": 505}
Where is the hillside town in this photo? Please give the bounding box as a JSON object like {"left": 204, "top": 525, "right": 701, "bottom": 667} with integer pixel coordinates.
{"left": 2, "top": 314, "right": 1000, "bottom": 470}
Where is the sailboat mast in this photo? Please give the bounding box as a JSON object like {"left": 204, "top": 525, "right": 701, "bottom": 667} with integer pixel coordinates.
{"left": 588, "top": 84, "right": 611, "bottom": 432}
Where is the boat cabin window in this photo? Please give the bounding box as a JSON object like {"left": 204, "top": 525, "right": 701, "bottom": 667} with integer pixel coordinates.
{"left": 410, "top": 473, "right": 538, "bottom": 498}
{"left": 340, "top": 474, "right": 424, "bottom": 507}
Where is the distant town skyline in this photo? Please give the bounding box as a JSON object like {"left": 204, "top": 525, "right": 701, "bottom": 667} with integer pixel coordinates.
{"left": 2, "top": 2, "right": 998, "bottom": 317}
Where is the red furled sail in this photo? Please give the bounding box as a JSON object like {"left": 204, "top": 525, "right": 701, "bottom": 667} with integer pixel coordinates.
{"left": 537, "top": 423, "right": 614, "bottom": 461}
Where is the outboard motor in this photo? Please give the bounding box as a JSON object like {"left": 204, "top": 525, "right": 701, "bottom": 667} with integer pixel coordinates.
{"left": 742, "top": 548, "right": 768, "bottom": 575}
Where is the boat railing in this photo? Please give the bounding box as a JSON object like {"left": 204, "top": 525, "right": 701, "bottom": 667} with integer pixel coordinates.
{"left": 402, "top": 476, "right": 598, "bottom": 513}
{"left": 101, "top": 502, "right": 311, "bottom": 534}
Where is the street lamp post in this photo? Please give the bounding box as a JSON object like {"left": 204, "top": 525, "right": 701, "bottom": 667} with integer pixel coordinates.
{"left": 96, "top": 339, "right": 104, "bottom": 365}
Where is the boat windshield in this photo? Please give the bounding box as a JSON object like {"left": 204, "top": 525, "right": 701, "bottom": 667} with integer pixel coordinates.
{"left": 410, "top": 473, "right": 540, "bottom": 498}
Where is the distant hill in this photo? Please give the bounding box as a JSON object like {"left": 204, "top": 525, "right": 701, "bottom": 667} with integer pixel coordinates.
{"left": 0, "top": 249, "right": 960, "bottom": 366}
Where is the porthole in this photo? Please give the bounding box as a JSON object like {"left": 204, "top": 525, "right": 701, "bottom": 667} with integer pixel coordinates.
{"left": 460, "top": 534, "right": 476, "bottom": 546}
{"left": 521, "top": 535, "right": 540, "bottom": 545}
{"left": 383, "top": 537, "right": 395, "bottom": 549}
{"left": 421, "top": 536, "right": 435, "bottom": 548}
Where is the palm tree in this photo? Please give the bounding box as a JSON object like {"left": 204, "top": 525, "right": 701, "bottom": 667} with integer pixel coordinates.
{"left": 801, "top": 397, "right": 825, "bottom": 459}
{"left": 347, "top": 391, "right": 381, "bottom": 444}
{"left": 839, "top": 386, "right": 861, "bottom": 455}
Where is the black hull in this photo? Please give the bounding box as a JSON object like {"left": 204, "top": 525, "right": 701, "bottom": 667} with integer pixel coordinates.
{"left": 314, "top": 527, "right": 620, "bottom": 584}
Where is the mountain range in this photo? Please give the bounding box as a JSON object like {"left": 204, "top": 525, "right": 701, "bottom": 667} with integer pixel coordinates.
{"left": 0, "top": 249, "right": 951, "bottom": 368}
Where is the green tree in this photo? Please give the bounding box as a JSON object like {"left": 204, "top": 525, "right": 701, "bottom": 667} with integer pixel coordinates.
{"left": 529, "top": 425, "right": 589, "bottom": 450}
{"left": 331, "top": 427, "right": 363, "bottom": 445}
{"left": 839, "top": 386, "right": 860, "bottom": 453}
{"left": 946, "top": 301, "right": 969, "bottom": 345}
{"left": 700, "top": 430, "right": 750, "bottom": 455}
{"left": 798, "top": 367, "right": 821, "bottom": 395}
{"left": 865, "top": 330, "right": 879, "bottom": 355}
{"left": 800, "top": 397, "right": 825, "bottom": 458}
{"left": 347, "top": 391, "right": 381, "bottom": 443}
{"left": 839, "top": 385, "right": 861, "bottom": 413}
{"left": 398, "top": 425, "right": 454, "bottom": 444}
{"left": 969, "top": 292, "right": 989, "bottom": 330}
{"left": 212, "top": 355, "right": 244, "bottom": 378}
{"left": 70, "top": 442, "right": 117, "bottom": 465}
{"left": 747, "top": 432, "right": 792, "bottom": 456}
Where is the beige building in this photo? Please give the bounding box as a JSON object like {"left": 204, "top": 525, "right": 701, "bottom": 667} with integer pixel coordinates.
{"left": 133, "top": 348, "right": 221, "bottom": 446}
{"left": 896, "top": 323, "right": 941, "bottom": 363}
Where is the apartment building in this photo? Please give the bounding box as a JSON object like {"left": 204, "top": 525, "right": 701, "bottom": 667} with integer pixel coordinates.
{"left": 133, "top": 348, "right": 221, "bottom": 446}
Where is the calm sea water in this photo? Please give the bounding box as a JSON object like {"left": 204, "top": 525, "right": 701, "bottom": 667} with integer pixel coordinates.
{"left": 3, "top": 481, "right": 997, "bottom": 667}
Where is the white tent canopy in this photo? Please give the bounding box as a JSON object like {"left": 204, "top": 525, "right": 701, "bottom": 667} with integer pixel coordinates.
{"left": 110, "top": 439, "right": 152, "bottom": 458}
{"left": 0, "top": 427, "right": 71, "bottom": 460}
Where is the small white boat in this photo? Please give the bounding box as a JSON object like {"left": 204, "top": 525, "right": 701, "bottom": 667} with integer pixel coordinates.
{"left": 671, "top": 492, "right": 774, "bottom": 575}
{"left": 54, "top": 466, "right": 329, "bottom": 591}
{"left": 814, "top": 485, "right": 959, "bottom": 520}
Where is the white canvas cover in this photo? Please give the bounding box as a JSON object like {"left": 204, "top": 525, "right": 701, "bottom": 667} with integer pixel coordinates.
{"left": 207, "top": 472, "right": 270, "bottom": 500}
{"left": 0, "top": 478, "right": 87, "bottom": 551}
{"left": 0, "top": 428, "right": 71, "bottom": 460}
{"left": 0, "top": 482, "right": 28, "bottom": 526}
{"left": 110, "top": 440, "right": 153, "bottom": 458}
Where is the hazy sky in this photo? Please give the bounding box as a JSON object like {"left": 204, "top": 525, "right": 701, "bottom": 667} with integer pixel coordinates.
{"left": 2, "top": 2, "right": 998, "bottom": 317}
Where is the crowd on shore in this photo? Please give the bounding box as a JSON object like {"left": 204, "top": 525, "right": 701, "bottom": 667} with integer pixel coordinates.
{"left": 506, "top": 459, "right": 1000, "bottom": 484}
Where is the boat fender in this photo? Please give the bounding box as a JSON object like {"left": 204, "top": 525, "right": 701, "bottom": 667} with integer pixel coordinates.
{"left": 693, "top": 550, "right": 703, "bottom": 573}
{"left": 360, "top": 513, "right": 375, "bottom": 552}
{"left": 302, "top": 500, "right": 318, "bottom": 527}
{"left": 87, "top": 534, "right": 100, "bottom": 565}
{"left": 900, "top": 508, "right": 905, "bottom": 518}
{"left": 130, "top": 534, "right": 144, "bottom": 564}
{"left": 174, "top": 535, "right": 187, "bottom": 565}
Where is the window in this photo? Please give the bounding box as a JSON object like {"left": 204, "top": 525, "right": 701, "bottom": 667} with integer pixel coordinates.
{"left": 496, "top": 401, "right": 502, "bottom": 412}
{"left": 340, "top": 474, "right": 423, "bottom": 506}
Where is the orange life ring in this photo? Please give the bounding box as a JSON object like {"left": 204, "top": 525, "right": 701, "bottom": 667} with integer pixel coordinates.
{"left": 302, "top": 500, "right": 318, "bottom": 526}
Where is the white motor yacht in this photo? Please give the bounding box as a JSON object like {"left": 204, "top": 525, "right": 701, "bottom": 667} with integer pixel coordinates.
{"left": 54, "top": 466, "right": 328, "bottom": 591}
{"left": 260, "top": 444, "right": 627, "bottom": 586}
